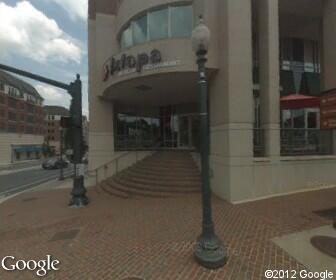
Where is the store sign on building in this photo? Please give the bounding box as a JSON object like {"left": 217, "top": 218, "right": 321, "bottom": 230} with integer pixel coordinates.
{"left": 102, "top": 49, "right": 180, "bottom": 81}
{"left": 320, "top": 89, "right": 336, "bottom": 129}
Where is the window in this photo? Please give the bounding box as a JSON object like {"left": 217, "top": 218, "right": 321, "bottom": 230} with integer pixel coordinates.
{"left": 170, "top": 6, "right": 192, "bottom": 38}
{"left": 27, "top": 104, "right": 34, "bottom": 113}
{"left": 120, "top": 5, "right": 192, "bottom": 49}
{"left": 8, "top": 112, "right": 17, "bottom": 121}
{"left": 27, "top": 115, "right": 34, "bottom": 123}
{"left": 26, "top": 126, "right": 33, "bottom": 134}
{"left": 8, "top": 98, "right": 16, "bottom": 108}
{"left": 8, "top": 124, "right": 17, "bottom": 133}
{"left": 133, "top": 15, "right": 147, "bottom": 44}
{"left": 0, "top": 82, "right": 4, "bottom": 91}
{"left": 121, "top": 25, "right": 133, "bottom": 49}
{"left": 0, "top": 122, "right": 5, "bottom": 131}
{"left": 292, "top": 39, "right": 304, "bottom": 62}
{"left": 148, "top": 8, "right": 168, "bottom": 40}
{"left": 292, "top": 110, "right": 305, "bottom": 128}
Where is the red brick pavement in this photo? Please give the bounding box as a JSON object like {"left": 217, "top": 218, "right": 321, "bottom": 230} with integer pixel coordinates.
{"left": 0, "top": 186, "right": 335, "bottom": 280}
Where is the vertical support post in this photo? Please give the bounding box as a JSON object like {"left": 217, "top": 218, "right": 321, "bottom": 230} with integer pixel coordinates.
{"left": 69, "top": 74, "right": 89, "bottom": 207}
{"left": 194, "top": 49, "right": 227, "bottom": 269}
{"left": 258, "top": 0, "right": 280, "bottom": 158}
{"left": 59, "top": 128, "right": 64, "bottom": 181}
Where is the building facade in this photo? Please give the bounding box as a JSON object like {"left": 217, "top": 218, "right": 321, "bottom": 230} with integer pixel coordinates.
{"left": 44, "top": 105, "right": 70, "bottom": 154}
{"left": 88, "top": 0, "right": 336, "bottom": 203}
{"left": 0, "top": 70, "right": 45, "bottom": 164}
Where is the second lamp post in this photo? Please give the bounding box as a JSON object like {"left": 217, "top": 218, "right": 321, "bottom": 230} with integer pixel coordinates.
{"left": 192, "top": 16, "right": 228, "bottom": 269}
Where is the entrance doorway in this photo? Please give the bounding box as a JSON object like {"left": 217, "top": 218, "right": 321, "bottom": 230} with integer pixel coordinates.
{"left": 115, "top": 107, "right": 199, "bottom": 151}
{"left": 160, "top": 114, "right": 198, "bottom": 149}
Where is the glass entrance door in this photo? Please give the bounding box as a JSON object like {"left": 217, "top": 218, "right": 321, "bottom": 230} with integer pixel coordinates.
{"left": 178, "top": 115, "right": 190, "bottom": 148}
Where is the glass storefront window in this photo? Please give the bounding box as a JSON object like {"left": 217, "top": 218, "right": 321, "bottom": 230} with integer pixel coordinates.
{"left": 292, "top": 109, "right": 305, "bottom": 128}
{"left": 132, "top": 15, "right": 147, "bottom": 45}
{"left": 170, "top": 6, "right": 192, "bottom": 38}
{"left": 148, "top": 8, "right": 168, "bottom": 40}
{"left": 282, "top": 110, "right": 292, "bottom": 128}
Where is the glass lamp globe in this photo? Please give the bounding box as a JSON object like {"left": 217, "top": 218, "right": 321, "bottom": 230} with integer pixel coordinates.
{"left": 192, "top": 17, "right": 211, "bottom": 53}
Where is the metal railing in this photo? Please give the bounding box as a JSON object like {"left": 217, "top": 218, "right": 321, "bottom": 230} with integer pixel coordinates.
{"left": 253, "top": 128, "right": 335, "bottom": 157}
{"left": 93, "top": 148, "right": 157, "bottom": 185}
{"left": 280, "top": 129, "right": 333, "bottom": 156}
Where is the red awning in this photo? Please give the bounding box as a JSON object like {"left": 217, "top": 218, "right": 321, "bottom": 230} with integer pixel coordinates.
{"left": 280, "top": 94, "right": 320, "bottom": 110}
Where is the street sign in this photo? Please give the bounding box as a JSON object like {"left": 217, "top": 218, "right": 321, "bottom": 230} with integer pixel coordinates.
{"left": 75, "top": 164, "right": 85, "bottom": 176}
{"left": 66, "top": 149, "right": 73, "bottom": 156}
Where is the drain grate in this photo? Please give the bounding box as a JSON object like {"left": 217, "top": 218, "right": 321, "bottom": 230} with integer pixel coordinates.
{"left": 49, "top": 229, "right": 80, "bottom": 242}
{"left": 313, "top": 207, "right": 336, "bottom": 221}
{"left": 311, "top": 236, "right": 336, "bottom": 258}
{"left": 22, "top": 197, "right": 38, "bottom": 203}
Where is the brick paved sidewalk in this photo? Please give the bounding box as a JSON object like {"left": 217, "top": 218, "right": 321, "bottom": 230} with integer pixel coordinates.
{"left": 0, "top": 185, "right": 335, "bottom": 280}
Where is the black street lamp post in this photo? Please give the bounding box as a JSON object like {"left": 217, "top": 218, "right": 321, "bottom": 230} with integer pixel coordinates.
{"left": 192, "top": 16, "right": 228, "bottom": 269}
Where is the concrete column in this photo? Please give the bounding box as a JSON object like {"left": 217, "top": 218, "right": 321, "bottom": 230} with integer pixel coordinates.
{"left": 322, "top": 0, "right": 336, "bottom": 90}
{"left": 209, "top": 0, "right": 254, "bottom": 202}
{"left": 88, "top": 14, "right": 117, "bottom": 172}
{"left": 258, "top": 0, "right": 280, "bottom": 158}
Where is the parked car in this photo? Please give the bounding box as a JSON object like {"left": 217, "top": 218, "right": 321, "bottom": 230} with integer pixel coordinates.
{"left": 42, "top": 158, "right": 68, "bottom": 170}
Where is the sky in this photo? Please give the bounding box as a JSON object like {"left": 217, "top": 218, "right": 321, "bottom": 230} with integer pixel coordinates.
{"left": 0, "top": 0, "right": 89, "bottom": 117}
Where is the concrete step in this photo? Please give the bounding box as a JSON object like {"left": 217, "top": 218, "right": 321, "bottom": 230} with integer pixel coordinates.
{"left": 122, "top": 169, "right": 201, "bottom": 182}
{"left": 105, "top": 179, "right": 177, "bottom": 198}
{"left": 99, "top": 152, "right": 201, "bottom": 198}
{"left": 99, "top": 182, "right": 131, "bottom": 199}
{"left": 139, "top": 162, "right": 198, "bottom": 170}
{"left": 131, "top": 165, "right": 199, "bottom": 175}
{"left": 112, "top": 176, "right": 200, "bottom": 194}
{"left": 118, "top": 172, "right": 201, "bottom": 188}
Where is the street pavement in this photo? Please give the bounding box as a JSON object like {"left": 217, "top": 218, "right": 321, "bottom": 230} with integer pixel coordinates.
{"left": 0, "top": 184, "right": 335, "bottom": 279}
{"left": 0, "top": 165, "right": 73, "bottom": 197}
{"left": 0, "top": 159, "right": 42, "bottom": 172}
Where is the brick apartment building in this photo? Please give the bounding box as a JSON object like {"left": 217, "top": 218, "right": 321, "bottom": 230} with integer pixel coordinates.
{"left": 0, "top": 70, "right": 45, "bottom": 165}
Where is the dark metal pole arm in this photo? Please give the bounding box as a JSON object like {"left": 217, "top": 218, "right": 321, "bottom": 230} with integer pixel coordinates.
{"left": 0, "top": 63, "right": 70, "bottom": 91}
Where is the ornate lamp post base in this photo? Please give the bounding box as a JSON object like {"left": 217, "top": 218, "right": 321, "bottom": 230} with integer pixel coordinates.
{"left": 69, "top": 177, "right": 89, "bottom": 207}
{"left": 69, "top": 196, "right": 89, "bottom": 207}
{"left": 194, "top": 234, "right": 228, "bottom": 269}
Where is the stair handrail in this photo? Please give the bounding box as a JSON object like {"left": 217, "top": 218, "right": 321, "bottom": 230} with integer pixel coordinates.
{"left": 93, "top": 145, "right": 160, "bottom": 185}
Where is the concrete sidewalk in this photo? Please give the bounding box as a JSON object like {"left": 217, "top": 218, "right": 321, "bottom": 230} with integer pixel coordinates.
{"left": 0, "top": 181, "right": 335, "bottom": 279}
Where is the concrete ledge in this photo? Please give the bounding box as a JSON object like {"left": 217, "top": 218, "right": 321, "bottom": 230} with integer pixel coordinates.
{"left": 280, "top": 155, "right": 336, "bottom": 162}
{"left": 233, "top": 184, "right": 336, "bottom": 204}
{"left": 253, "top": 157, "right": 271, "bottom": 162}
